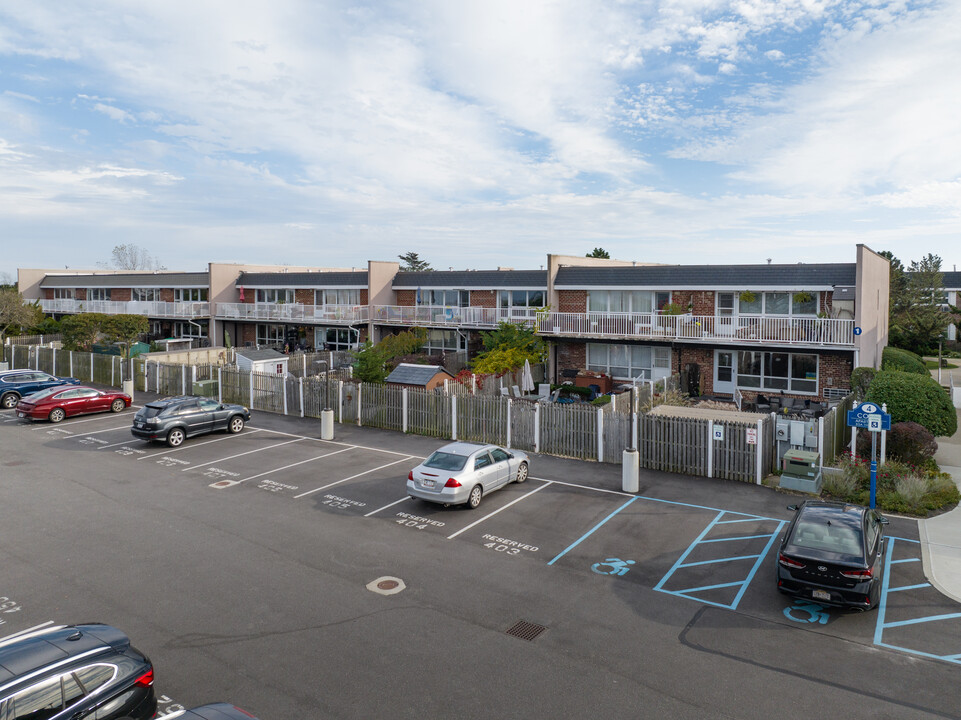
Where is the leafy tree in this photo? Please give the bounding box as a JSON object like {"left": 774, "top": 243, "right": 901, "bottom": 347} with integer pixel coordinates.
{"left": 102, "top": 314, "right": 149, "bottom": 359}
{"left": 883, "top": 252, "right": 953, "bottom": 354}
{"left": 351, "top": 328, "right": 429, "bottom": 383}
{"left": 351, "top": 340, "right": 388, "bottom": 383}
{"left": 586, "top": 248, "right": 610, "bottom": 259}
{"left": 398, "top": 252, "right": 432, "bottom": 272}
{"left": 61, "top": 313, "right": 109, "bottom": 351}
{"left": 471, "top": 321, "right": 546, "bottom": 374}
{"left": 97, "top": 243, "right": 166, "bottom": 271}
{"left": 0, "top": 289, "right": 43, "bottom": 337}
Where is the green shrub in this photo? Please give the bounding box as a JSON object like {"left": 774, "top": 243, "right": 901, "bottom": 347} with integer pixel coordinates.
{"left": 886, "top": 422, "right": 938, "bottom": 466}
{"left": 850, "top": 366, "right": 876, "bottom": 400}
{"left": 881, "top": 346, "right": 928, "bottom": 375}
{"left": 865, "top": 370, "right": 957, "bottom": 437}
{"left": 822, "top": 470, "right": 860, "bottom": 499}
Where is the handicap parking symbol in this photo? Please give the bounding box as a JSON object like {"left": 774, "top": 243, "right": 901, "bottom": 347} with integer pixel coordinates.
{"left": 784, "top": 601, "right": 831, "bottom": 625}
{"left": 592, "top": 558, "right": 635, "bottom": 576}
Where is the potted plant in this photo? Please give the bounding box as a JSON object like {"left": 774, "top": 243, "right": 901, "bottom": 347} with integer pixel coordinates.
{"left": 738, "top": 290, "right": 756, "bottom": 304}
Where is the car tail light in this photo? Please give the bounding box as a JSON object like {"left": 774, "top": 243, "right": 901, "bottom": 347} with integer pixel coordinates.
{"left": 408, "top": 470, "right": 414, "bottom": 481}
{"left": 840, "top": 567, "right": 873, "bottom": 581}
{"left": 444, "top": 478, "right": 462, "bottom": 488}
{"left": 133, "top": 668, "right": 154, "bottom": 687}
{"left": 232, "top": 708, "right": 256, "bottom": 718}
{"left": 778, "top": 553, "right": 805, "bottom": 569}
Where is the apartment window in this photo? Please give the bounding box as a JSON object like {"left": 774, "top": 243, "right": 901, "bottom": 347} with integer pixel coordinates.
{"left": 418, "top": 289, "right": 469, "bottom": 306}
{"left": 736, "top": 351, "right": 818, "bottom": 393}
{"left": 256, "top": 289, "right": 294, "bottom": 304}
{"left": 315, "top": 289, "right": 360, "bottom": 305}
{"left": 587, "top": 343, "right": 670, "bottom": 380}
{"left": 88, "top": 288, "right": 111, "bottom": 301}
{"left": 256, "top": 324, "right": 285, "bottom": 344}
{"left": 587, "top": 291, "right": 670, "bottom": 313}
{"left": 498, "top": 290, "right": 545, "bottom": 308}
{"left": 51, "top": 288, "right": 74, "bottom": 299}
{"left": 133, "top": 288, "right": 160, "bottom": 302}
{"left": 423, "top": 329, "right": 466, "bottom": 352}
{"left": 739, "top": 292, "right": 818, "bottom": 316}
{"left": 173, "top": 321, "right": 207, "bottom": 339}
{"left": 315, "top": 327, "right": 360, "bottom": 351}
{"left": 175, "top": 288, "right": 208, "bottom": 302}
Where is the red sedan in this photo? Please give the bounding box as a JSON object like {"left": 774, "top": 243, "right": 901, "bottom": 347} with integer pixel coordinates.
{"left": 16, "top": 385, "right": 132, "bottom": 423}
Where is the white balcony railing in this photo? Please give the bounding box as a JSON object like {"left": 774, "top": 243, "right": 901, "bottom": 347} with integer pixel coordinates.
{"left": 371, "top": 305, "right": 537, "bottom": 328}
{"left": 40, "top": 298, "right": 210, "bottom": 318}
{"left": 536, "top": 312, "right": 855, "bottom": 347}
{"left": 215, "top": 303, "right": 369, "bottom": 324}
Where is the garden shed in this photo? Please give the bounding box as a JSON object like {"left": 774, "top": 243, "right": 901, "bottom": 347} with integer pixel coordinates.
{"left": 385, "top": 363, "right": 455, "bottom": 391}
{"left": 235, "top": 348, "right": 289, "bottom": 375}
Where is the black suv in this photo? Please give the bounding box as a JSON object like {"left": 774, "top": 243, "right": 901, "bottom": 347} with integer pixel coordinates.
{"left": 131, "top": 396, "right": 250, "bottom": 447}
{"left": 0, "top": 623, "right": 156, "bottom": 720}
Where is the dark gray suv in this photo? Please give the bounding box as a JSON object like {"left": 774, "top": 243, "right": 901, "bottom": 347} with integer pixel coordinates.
{"left": 0, "top": 623, "right": 156, "bottom": 720}
{"left": 131, "top": 396, "right": 250, "bottom": 447}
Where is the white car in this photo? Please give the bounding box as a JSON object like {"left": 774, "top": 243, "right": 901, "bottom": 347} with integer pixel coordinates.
{"left": 407, "top": 442, "right": 530, "bottom": 509}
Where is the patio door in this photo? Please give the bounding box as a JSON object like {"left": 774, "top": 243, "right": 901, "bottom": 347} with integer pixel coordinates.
{"left": 716, "top": 293, "right": 736, "bottom": 335}
{"left": 714, "top": 350, "right": 735, "bottom": 396}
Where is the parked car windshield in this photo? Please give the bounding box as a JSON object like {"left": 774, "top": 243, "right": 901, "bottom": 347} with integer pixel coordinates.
{"left": 423, "top": 451, "right": 468, "bottom": 471}
{"left": 791, "top": 518, "right": 863, "bottom": 556}
{"left": 141, "top": 405, "right": 165, "bottom": 418}
{"left": 23, "top": 387, "right": 62, "bottom": 400}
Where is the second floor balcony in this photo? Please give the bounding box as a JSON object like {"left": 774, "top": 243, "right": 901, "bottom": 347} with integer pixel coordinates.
{"left": 40, "top": 298, "right": 210, "bottom": 319}
{"left": 215, "top": 302, "right": 369, "bottom": 324}
{"left": 372, "top": 305, "right": 537, "bottom": 328}
{"left": 536, "top": 312, "right": 855, "bottom": 347}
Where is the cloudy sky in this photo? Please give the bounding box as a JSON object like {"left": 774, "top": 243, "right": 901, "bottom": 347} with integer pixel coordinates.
{"left": 1, "top": 0, "right": 959, "bottom": 278}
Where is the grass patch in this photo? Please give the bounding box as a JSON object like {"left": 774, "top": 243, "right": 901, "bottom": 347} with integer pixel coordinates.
{"left": 925, "top": 360, "right": 958, "bottom": 369}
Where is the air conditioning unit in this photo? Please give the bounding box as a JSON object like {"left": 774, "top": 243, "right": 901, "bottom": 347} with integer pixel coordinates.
{"left": 779, "top": 449, "right": 822, "bottom": 494}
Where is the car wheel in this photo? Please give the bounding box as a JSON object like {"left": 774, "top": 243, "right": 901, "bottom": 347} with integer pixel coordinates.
{"left": 227, "top": 415, "right": 245, "bottom": 433}
{"left": 48, "top": 407, "right": 66, "bottom": 423}
{"left": 467, "top": 485, "right": 483, "bottom": 509}
{"left": 111, "top": 399, "right": 126, "bottom": 413}
{"left": 1, "top": 392, "right": 18, "bottom": 409}
{"left": 166, "top": 428, "right": 186, "bottom": 447}
{"left": 515, "top": 462, "right": 529, "bottom": 483}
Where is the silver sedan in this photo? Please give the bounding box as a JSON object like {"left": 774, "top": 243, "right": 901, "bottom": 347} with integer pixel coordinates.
{"left": 407, "top": 442, "right": 530, "bottom": 509}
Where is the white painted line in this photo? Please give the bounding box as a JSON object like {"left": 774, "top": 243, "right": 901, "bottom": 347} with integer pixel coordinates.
{"left": 365, "top": 496, "right": 412, "bottom": 517}
{"left": 0, "top": 621, "right": 57, "bottom": 645}
{"left": 237, "top": 447, "right": 353, "bottom": 484}
{"left": 30, "top": 413, "right": 135, "bottom": 430}
{"left": 69, "top": 424, "right": 132, "bottom": 436}
{"left": 183, "top": 438, "right": 305, "bottom": 471}
{"left": 228, "top": 425, "right": 426, "bottom": 460}
{"left": 447, "top": 481, "right": 554, "bottom": 539}
{"left": 294, "top": 457, "right": 414, "bottom": 499}
{"left": 98, "top": 439, "right": 139, "bottom": 450}
{"left": 539, "top": 477, "right": 633, "bottom": 497}
{"left": 135, "top": 429, "right": 264, "bottom": 460}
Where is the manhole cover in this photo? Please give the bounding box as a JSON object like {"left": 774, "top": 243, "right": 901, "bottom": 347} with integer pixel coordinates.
{"left": 506, "top": 620, "right": 548, "bottom": 641}
{"left": 367, "top": 576, "right": 406, "bottom": 595}
{"left": 209, "top": 480, "right": 238, "bottom": 489}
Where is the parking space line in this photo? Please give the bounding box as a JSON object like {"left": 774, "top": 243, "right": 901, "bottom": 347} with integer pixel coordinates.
{"left": 241, "top": 426, "right": 423, "bottom": 459}
{"left": 236, "top": 447, "right": 353, "bottom": 484}
{"left": 654, "top": 512, "right": 785, "bottom": 610}
{"left": 875, "top": 536, "right": 961, "bottom": 665}
{"left": 364, "top": 496, "right": 411, "bottom": 517}
{"left": 69, "top": 424, "right": 132, "bottom": 436}
{"left": 700, "top": 534, "right": 773, "bottom": 543}
{"left": 447, "top": 482, "right": 553, "bottom": 540}
{"left": 293, "top": 457, "right": 414, "bottom": 499}
{"left": 136, "top": 430, "right": 265, "bottom": 460}
{"left": 183, "top": 438, "right": 305, "bottom": 471}
{"left": 547, "top": 496, "right": 638, "bottom": 566}
{"left": 98, "top": 439, "right": 138, "bottom": 450}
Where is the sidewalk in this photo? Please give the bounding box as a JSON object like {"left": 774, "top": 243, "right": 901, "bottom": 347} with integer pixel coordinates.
{"left": 920, "top": 360, "right": 961, "bottom": 602}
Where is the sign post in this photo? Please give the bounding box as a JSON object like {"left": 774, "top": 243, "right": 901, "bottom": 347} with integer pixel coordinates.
{"left": 846, "top": 402, "right": 891, "bottom": 509}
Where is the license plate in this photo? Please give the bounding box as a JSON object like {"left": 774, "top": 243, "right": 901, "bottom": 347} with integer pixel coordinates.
{"left": 17, "top": 412, "right": 25, "bottom": 418}
{"left": 135, "top": 422, "right": 144, "bottom": 428}
{"left": 421, "top": 478, "right": 435, "bottom": 488}
{"left": 812, "top": 589, "right": 831, "bottom": 601}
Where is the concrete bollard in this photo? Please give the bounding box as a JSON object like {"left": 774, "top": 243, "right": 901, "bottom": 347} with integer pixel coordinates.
{"left": 320, "top": 409, "right": 335, "bottom": 440}
{"left": 622, "top": 448, "right": 639, "bottom": 493}
{"left": 122, "top": 379, "right": 135, "bottom": 402}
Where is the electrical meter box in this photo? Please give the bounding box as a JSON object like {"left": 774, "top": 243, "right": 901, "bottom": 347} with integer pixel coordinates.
{"left": 779, "top": 449, "right": 822, "bottom": 494}
{"left": 775, "top": 418, "right": 790, "bottom": 441}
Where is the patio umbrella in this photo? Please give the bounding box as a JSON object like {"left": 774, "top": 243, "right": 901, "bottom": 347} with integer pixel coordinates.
{"left": 521, "top": 358, "right": 535, "bottom": 394}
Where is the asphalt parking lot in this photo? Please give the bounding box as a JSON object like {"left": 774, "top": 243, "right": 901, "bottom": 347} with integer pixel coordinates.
{"left": 3, "top": 393, "right": 961, "bottom": 718}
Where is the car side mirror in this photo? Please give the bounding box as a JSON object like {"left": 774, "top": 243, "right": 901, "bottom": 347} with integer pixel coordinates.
{"left": 879, "top": 517, "right": 889, "bottom": 525}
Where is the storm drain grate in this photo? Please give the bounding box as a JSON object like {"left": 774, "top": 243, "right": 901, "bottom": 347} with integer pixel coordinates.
{"left": 506, "top": 620, "right": 547, "bottom": 642}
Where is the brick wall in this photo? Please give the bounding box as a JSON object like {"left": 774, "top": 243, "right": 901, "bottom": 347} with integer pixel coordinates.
{"left": 160, "top": 288, "right": 175, "bottom": 303}
{"left": 470, "top": 289, "right": 497, "bottom": 308}
{"left": 295, "top": 289, "right": 313, "bottom": 305}
{"left": 43, "top": 289, "right": 54, "bottom": 300}
{"left": 240, "top": 324, "right": 257, "bottom": 346}
{"left": 112, "top": 288, "right": 131, "bottom": 301}
{"left": 360, "top": 289, "right": 368, "bottom": 305}
{"left": 676, "top": 346, "right": 713, "bottom": 395}
{"left": 818, "top": 351, "right": 853, "bottom": 393}
{"left": 396, "top": 289, "right": 415, "bottom": 307}
{"left": 76, "top": 289, "right": 87, "bottom": 301}
{"left": 670, "top": 291, "right": 715, "bottom": 315}
{"left": 556, "top": 341, "right": 587, "bottom": 374}
{"left": 558, "top": 290, "right": 586, "bottom": 313}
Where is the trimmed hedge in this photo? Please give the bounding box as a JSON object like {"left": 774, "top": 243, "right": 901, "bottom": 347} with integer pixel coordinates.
{"left": 865, "top": 370, "right": 957, "bottom": 438}
{"left": 882, "top": 346, "right": 928, "bottom": 375}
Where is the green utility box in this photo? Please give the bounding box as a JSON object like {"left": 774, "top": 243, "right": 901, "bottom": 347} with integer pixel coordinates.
{"left": 192, "top": 379, "right": 219, "bottom": 398}
{"left": 779, "top": 449, "right": 822, "bottom": 494}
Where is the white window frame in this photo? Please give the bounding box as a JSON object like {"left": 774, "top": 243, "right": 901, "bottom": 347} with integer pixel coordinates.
{"left": 255, "top": 289, "right": 294, "bottom": 305}
{"left": 586, "top": 343, "right": 670, "bottom": 380}
{"left": 587, "top": 290, "right": 670, "bottom": 313}
{"left": 53, "top": 288, "right": 74, "bottom": 299}
{"left": 735, "top": 351, "right": 818, "bottom": 394}
{"left": 88, "top": 288, "right": 111, "bottom": 301}
{"left": 256, "top": 323, "right": 285, "bottom": 344}
{"left": 175, "top": 288, "right": 208, "bottom": 302}
{"left": 315, "top": 289, "right": 361, "bottom": 306}
{"left": 133, "top": 288, "right": 160, "bottom": 302}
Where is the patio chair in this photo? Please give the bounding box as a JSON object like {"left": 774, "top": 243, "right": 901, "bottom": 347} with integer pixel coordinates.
{"left": 755, "top": 394, "right": 772, "bottom": 412}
